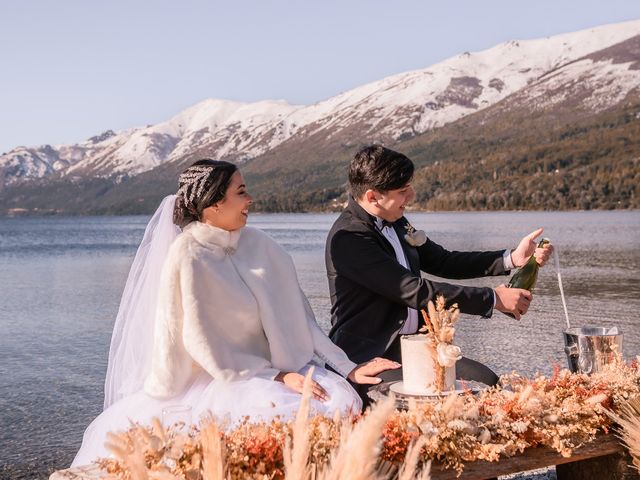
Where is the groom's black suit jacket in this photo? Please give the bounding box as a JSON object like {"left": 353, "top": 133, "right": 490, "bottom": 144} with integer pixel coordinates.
{"left": 326, "top": 198, "right": 510, "bottom": 364}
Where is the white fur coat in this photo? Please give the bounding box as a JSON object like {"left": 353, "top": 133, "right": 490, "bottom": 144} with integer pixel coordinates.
{"left": 144, "top": 222, "right": 356, "bottom": 399}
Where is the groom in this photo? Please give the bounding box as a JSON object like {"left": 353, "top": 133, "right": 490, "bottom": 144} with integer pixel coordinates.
{"left": 325, "top": 145, "right": 552, "bottom": 403}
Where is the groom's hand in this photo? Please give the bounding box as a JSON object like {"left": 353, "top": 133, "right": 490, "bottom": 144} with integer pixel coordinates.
{"left": 511, "top": 228, "right": 546, "bottom": 267}
{"left": 533, "top": 242, "right": 553, "bottom": 267}
{"left": 348, "top": 358, "right": 401, "bottom": 385}
{"left": 494, "top": 284, "right": 532, "bottom": 320}
{"left": 511, "top": 228, "right": 554, "bottom": 268}
{"left": 275, "top": 371, "right": 329, "bottom": 402}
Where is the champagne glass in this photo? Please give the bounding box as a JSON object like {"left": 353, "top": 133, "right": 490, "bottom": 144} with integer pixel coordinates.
{"left": 162, "top": 404, "right": 192, "bottom": 432}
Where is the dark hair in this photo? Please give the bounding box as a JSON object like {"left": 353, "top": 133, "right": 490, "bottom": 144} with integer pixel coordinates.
{"left": 348, "top": 145, "right": 414, "bottom": 199}
{"left": 173, "top": 159, "right": 238, "bottom": 228}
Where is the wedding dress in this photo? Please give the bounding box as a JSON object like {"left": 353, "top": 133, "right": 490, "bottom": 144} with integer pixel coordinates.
{"left": 72, "top": 197, "right": 361, "bottom": 467}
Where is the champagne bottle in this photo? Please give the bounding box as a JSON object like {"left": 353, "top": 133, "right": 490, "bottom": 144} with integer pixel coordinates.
{"left": 503, "top": 238, "right": 550, "bottom": 319}
{"left": 507, "top": 238, "right": 550, "bottom": 292}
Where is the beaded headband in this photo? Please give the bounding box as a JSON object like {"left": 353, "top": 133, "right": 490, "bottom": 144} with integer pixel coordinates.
{"left": 177, "top": 165, "right": 214, "bottom": 205}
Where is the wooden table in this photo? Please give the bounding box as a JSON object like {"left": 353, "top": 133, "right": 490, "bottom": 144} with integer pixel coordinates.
{"left": 428, "top": 434, "right": 639, "bottom": 480}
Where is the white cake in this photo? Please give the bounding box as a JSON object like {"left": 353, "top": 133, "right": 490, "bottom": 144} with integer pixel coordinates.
{"left": 400, "top": 334, "right": 456, "bottom": 394}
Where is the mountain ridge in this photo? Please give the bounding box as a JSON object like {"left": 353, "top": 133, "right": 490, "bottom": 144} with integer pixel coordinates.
{"left": 1, "top": 19, "right": 639, "bottom": 215}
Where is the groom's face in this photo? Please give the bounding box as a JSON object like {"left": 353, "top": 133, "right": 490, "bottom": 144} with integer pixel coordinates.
{"left": 373, "top": 183, "right": 415, "bottom": 222}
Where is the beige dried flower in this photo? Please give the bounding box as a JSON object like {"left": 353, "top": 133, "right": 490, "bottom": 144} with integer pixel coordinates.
{"left": 418, "top": 421, "right": 438, "bottom": 437}
{"left": 477, "top": 429, "right": 491, "bottom": 444}
{"left": 585, "top": 393, "right": 608, "bottom": 405}
{"left": 511, "top": 420, "right": 528, "bottom": 434}
{"left": 419, "top": 296, "right": 462, "bottom": 392}
{"left": 447, "top": 419, "right": 473, "bottom": 433}
{"left": 438, "top": 325, "right": 455, "bottom": 343}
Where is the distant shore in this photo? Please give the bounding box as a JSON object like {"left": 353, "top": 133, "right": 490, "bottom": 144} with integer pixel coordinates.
{"left": 3, "top": 206, "right": 640, "bottom": 219}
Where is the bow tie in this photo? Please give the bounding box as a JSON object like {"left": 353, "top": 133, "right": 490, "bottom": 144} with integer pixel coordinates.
{"left": 375, "top": 218, "right": 394, "bottom": 230}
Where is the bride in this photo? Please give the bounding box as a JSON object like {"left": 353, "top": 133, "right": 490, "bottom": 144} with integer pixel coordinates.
{"left": 72, "top": 159, "right": 399, "bottom": 466}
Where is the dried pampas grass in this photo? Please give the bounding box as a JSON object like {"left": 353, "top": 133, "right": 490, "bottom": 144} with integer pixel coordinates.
{"left": 201, "top": 421, "right": 225, "bottom": 480}
{"left": 397, "top": 437, "right": 430, "bottom": 480}
{"left": 318, "top": 395, "right": 396, "bottom": 480}
{"left": 609, "top": 397, "right": 640, "bottom": 472}
{"left": 284, "top": 368, "right": 314, "bottom": 480}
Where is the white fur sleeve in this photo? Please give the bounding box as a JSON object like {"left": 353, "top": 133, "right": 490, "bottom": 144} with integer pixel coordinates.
{"left": 144, "top": 251, "right": 193, "bottom": 399}
{"left": 301, "top": 289, "right": 357, "bottom": 377}
{"left": 178, "top": 254, "right": 273, "bottom": 383}
{"left": 178, "top": 260, "right": 245, "bottom": 383}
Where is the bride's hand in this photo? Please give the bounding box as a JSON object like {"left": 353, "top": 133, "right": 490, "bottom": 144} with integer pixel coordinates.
{"left": 348, "top": 358, "right": 401, "bottom": 385}
{"left": 275, "top": 371, "right": 330, "bottom": 402}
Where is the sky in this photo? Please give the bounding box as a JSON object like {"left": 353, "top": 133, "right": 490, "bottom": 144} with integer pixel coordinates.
{"left": 1, "top": 1, "right": 639, "bottom": 154}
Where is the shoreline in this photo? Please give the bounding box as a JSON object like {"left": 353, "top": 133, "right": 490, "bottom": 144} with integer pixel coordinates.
{"left": 3, "top": 207, "right": 640, "bottom": 219}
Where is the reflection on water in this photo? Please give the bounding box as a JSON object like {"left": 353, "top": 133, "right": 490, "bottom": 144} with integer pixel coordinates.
{"left": 0, "top": 210, "right": 638, "bottom": 477}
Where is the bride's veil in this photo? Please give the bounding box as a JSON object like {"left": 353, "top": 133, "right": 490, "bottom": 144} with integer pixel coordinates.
{"left": 103, "top": 195, "right": 181, "bottom": 409}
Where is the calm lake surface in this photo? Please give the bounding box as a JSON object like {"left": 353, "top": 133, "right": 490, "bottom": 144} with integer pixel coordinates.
{"left": 1, "top": 210, "right": 639, "bottom": 478}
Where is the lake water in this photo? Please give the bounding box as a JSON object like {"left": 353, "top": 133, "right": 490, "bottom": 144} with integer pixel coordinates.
{"left": 1, "top": 211, "right": 639, "bottom": 479}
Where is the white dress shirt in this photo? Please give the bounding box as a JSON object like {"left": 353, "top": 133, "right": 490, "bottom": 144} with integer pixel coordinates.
{"left": 373, "top": 217, "right": 420, "bottom": 333}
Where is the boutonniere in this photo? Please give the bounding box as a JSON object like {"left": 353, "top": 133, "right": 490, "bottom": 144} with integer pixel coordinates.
{"left": 404, "top": 222, "right": 427, "bottom": 247}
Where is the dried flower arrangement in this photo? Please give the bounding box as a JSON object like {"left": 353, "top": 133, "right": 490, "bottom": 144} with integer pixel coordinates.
{"left": 91, "top": 359, "right": 640, "bottom": 479}
{"left": 418, "top": 296, "right": 462, "bottom": 391}
{"left": 381, "top": 360, "right": 640, "bottom": 474}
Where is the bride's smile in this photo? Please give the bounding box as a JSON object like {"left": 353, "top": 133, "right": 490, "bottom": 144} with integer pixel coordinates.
{"left": 202, "top": 171, "right": 253, "bottom": 231}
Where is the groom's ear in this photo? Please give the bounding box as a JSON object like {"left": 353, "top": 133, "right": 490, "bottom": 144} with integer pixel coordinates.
{"left": 364, "top": 189, "right": 380, "bottom": 206}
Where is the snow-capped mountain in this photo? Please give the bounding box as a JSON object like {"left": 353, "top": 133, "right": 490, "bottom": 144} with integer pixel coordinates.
{"left": 478, "top": 32, "right": 640, "bottom": 124}
{"left": 2, "top": 19, "right": 639, "bottom": 186}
